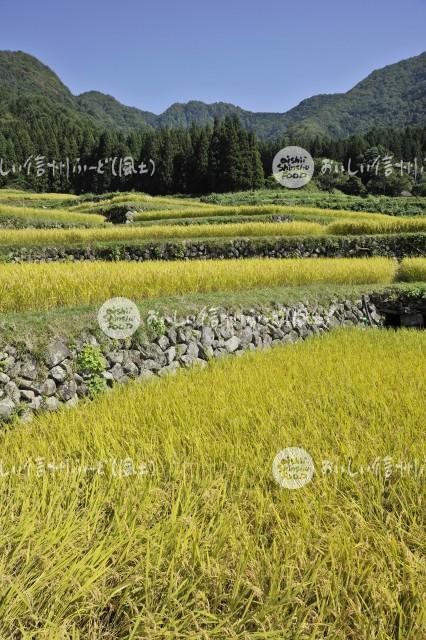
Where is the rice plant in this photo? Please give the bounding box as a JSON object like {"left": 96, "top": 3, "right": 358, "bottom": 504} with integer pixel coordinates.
{"left": 0, "top": 188, "right": 78, "bottom": 202}
{"left": 132, "top": 204, "right": 389, "bottom": 223}
{"left": 328, "top": 217, "right": 426, "bottom": 235}
{"left": 398, "top": 257, "right": 426, "bottom": 282}
{"left": 0, "top": 257, "right": 398, "bottom": 313}
{"left": 0, "top": 220, "right": 323, "bottom": 246}
{"left": 0, "top": 329, "right": 423, "bottom": 638}
{"left": 0, "top": 204, "right": 105, "bottom": 227}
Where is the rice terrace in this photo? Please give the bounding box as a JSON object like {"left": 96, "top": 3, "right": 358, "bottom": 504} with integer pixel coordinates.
{"left": 0, "top": 184, "right": 424, "bottom": 639}
{"left": 0, "top": 4, "right": 426, "bottom": 638}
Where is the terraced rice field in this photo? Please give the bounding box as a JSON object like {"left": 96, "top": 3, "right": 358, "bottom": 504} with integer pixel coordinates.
{"left": 131, "top": 204, "right": 391, "bottom": 224}
{"left": 0, "top": 203, "right": 105, "bottom": 227}
{"left": 398, "top": 257, "right": 426, "bottom": 281}
{"left": 0, "top": 188, "right": 78, "bottom": 203}
{"left": 1, "top": 190, "right": 425, "bottom": 241}
{"left": 327, "top": 217, "right": 426, "bottom": 235}
{"left": 0, "top": 329, "right": 424, "bottom": 638}
{"left": 0, "top": 257, "right": 401, "bottom": 313}
{"left": 0, "top": 220, "right": 324, "bottom": 245}
{"left": 0, "top": 188, "right": 424, "bottom": 638}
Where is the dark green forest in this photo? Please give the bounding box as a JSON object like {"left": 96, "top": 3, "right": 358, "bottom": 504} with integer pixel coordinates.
{"left": 0, "top": 100, "right": 425, "bottom": 196}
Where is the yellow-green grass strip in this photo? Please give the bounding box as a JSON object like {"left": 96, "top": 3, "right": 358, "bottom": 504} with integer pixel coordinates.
{"left": 398, "top": 257, "right": 426, "bottom": 282}
{"left": 0, "top": 220, "right": 323, "bottom": 246}
{"left": 133, "top": 204, "right": 393, "bottom": 224}
{"left": 0, "top": 257, "right": 398, "bottom": 313}
{"left": 0, "top": 189, "right": 78, "bottom": 201}
{"left": 109, "top": 194, "right": 215, "bottom": 207}
{"left": 72, "top": 194, "right": 219, "bottom": 213}
{"left": 328, "top": 217, "right": 426, "bottom": 235}
{"left": 0, "top": 204, "right": 105, "bottom": 226}
{"left": 104, "top": 193, "right": 205, "bottom": 204}
{"left": 0, "top": 329, "right": 423, "bottom": 637}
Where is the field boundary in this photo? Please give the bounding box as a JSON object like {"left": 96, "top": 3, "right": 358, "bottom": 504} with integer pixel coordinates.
{"left": 1, "top": 233, "right": 425, "bottom": 262}
{"left": 0, "top": 293, "right": 392, "bottom": 424}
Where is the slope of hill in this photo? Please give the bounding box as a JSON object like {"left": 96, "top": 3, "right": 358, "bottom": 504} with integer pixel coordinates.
{"left": 76, "top": 91, "right": 156, "bottom": 131}
{"left": 0, "top": 50, "right": 425, "bottom": 139}
{"left": 0, "top": 51, "right": 74, "bottom": 105}
{"left": 283, "top": 51, "right": 426, "bottom": 137}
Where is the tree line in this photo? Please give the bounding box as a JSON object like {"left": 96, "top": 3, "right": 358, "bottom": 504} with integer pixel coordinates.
{"left": 0, "top": 94, "right": 425, "bottom": 195}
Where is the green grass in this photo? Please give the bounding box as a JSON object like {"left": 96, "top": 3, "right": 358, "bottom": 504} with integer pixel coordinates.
{"left": 202, "top": 189, "right": 426, "bottom": 216}
{"left": 1, "top": 281, "right": 424, "bottom": 351}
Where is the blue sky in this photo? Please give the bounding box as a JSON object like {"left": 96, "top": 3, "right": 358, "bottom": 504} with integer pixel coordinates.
{"left": 1, "top": 0, "right": 425, "bottom": 114}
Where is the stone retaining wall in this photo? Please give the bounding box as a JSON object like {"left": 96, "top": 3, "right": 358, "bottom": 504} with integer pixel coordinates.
{"left": 3, "top": 233, "right": 425, "bottom": 263}
{"left": 0, "top": 296, "right": 383, "bottom": 423}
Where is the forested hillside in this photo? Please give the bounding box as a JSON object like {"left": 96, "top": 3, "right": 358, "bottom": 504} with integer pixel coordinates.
{"left": 0, "top": 50, "right": 425, "bottom": 194}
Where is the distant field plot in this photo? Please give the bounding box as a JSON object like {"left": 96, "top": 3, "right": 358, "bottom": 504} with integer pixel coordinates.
{"left": 0, "top": 220, "right": 324, "bottom": 246}
{"left": 202, "top": 188, "right": 426, "bottom": 216}
{"left": 328, "top": 217, "right": 426, "bottom": 235}
{"left": 71, "top": 193, "right": 217, "bottom": 214}
{"left": 0, "top": 188, "right": 78, "bottom": 205}
{"left": 130, "top": 204, "right": 388, "bottom": 224}
{"left": 398, "top": 257, "right": 426, "bottom": 281}
{"left": 0, "top": 203, "right": 106, "bottom": 228}
{"left": 1, "top": 189, "right": 425, "bottom": 245}
{"left": 0, "top": 257, "right": 398, "bottom": 312}
{"left": 0, "top": 213, "right": 423, "bottom": 247}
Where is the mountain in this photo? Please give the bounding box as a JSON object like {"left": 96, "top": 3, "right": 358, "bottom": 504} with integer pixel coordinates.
{"left": 0, "top": 50, "right": 425, "bottom": 139}
{"left": 154, "top": 53, "right": 426, "bottom": 138}
{"left": 0, "top": 50, "right": 73, "bottom": 105}
{"left": 281, "top": 52, "right": 426, "bottom": 137}
{"left": 76, "top": 91, "right": 157, "bottom": 131}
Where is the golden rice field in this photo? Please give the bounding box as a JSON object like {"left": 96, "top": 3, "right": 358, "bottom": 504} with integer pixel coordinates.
{"left": 0, "top": 203, "right": 105, "bottom": 226}
{"left": 0, "top": 257, "right": 399, "bottom": 313}
{"left": 2, "top": 190, "right": 425, "bottom": 239}
{"left": 0, "top": 329, "right": 424, "bottom": 638}
{"left": 131, "top": 203, "right": 388, "bottom": 223}
{"left": 71, "top": 194, "right": 217, "bottom": 213}
{"left": 1, "top": 214, "right": 425, "bottom": 248}
{"left": 0, "top": 187, "right": 424, "bottom": 638}
{"left": 0, "top": 188, "right": 78, "bottom": 202}
{"left": 1, "top": 202, "right": 424, "bottom": 245}
{"left": 398, "top": 257, "right": 426, "bottom": 282}
{"left": 328, "top": 217, "right": 426, "bottom": 235}
{"left": 109, "top": 194, "right": 214, "bottom": 208}
{"left": 0, "top": 220, "right": 324, "bottom": 246}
